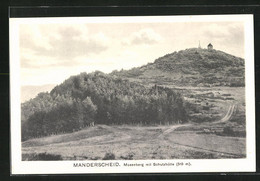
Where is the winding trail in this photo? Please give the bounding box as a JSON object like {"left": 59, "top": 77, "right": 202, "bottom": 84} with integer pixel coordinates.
{"left": 158, "top": 104, "right": 236, "bottom": 138}
{"left": 158, "top": 123, "right": 192, "bottom": 138}
{"left": 215, "top": 104, "right": 236, "bottom": 123}
{"left": 156, "top": 103, "right": 245, "bottom": 158}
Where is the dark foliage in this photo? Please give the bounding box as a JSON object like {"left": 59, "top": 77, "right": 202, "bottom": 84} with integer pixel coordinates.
{"left": 102, "top": 152, "right": 116, "bottom": 160}
{"left": 120, "top": 153, "right": 134, "bottom": 160}
{"left": 22, "top": 72, "right": 187, "bottom": 140}
{"left": 223, "top": 126, "right": 234, "bottom": 135}
{"left": 215, "top": 126, "right": 246, "bottom": 138}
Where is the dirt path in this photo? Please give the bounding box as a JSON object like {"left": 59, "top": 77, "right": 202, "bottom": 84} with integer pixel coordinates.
{"left": 95, "top": 125, "right": 132, "bottom": 144}
{"left": 158, "top": 124, "right": 192, "bottom": 138}
{"left": 155, "top": 103, "right": 245, "bottom": 158}
{"left": 159, "top": 104, "right": 236, "bottom": 137}
{"left": 214, "top": 104, "right": 236, "bottom": 123}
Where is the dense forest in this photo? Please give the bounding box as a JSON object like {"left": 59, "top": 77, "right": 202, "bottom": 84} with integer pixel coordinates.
{"left": 22, "top": 71, "right": 187, "bottom": 141}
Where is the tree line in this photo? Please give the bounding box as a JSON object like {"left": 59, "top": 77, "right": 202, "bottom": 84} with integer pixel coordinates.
{"left": 22, "top": 71, "right": 187, "bottom": 141}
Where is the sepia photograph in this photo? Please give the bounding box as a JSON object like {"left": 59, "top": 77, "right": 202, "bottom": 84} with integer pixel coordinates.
{"left": 10, "top": 15, "right": 255, "bottom": 174}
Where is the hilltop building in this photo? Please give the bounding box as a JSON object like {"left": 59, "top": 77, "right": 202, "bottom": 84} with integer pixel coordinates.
{"left": 207, "top": 43, "right": 213, "bottom": 50}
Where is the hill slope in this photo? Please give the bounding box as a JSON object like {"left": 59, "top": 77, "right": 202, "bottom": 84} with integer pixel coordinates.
{"left": 111, "top": 48, "right": 245, "bottom": 87}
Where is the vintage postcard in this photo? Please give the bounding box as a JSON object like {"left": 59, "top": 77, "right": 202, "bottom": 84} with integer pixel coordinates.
{"left": 10, "top": 15, "right": 255, "bottom": 174}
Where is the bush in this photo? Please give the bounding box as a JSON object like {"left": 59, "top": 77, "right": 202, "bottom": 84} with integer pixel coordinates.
{"left": 103, "top": 152, "right": 115, "bottom": 160}
{"left": 120, "top": 153, "right": 134, "bottom": 160}
{"left": 215, "top": 126, "right": 246, "bottom": 138}
{"left": 223, "top": 126, "right": 234, "bottom": 135}
{"left": 202, "top": 106, "right": 210, "bottom": 111}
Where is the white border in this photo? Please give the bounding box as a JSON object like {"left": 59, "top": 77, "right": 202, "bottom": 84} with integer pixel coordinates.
{"left": 10, "top": 15, "right": 255, "bottom": 174}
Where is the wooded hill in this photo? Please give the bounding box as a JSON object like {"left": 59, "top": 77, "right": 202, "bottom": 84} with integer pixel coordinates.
{"left": 111, "top": 48, "right": 245, "bottom": 87}
{"left": 21, "top": 48, "right": 244, "bottom": 140}
{"left": 22, "top": 71, "right": 187, "bottom": 140}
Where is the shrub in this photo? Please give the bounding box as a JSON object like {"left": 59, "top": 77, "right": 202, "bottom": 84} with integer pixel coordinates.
{"left": 202, "top": 106, "right": 210, "bottom": 110}
{"left": 103, "top": 152, "right": 115, "bottom": 160}
{"left": 223, "top": 126, "right": 234, "bottom": 135}
{"left": 120, "top": 153, "right": 134, "bottom": 160}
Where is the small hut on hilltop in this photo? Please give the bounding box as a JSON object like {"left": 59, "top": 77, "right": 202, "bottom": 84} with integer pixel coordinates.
{"left": 207, "top": 43, "right": 213, "bottom": 50}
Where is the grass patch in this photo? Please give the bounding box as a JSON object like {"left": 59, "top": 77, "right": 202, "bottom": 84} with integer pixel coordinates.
{"left": 22, "top": 152, "right": 63, "bottom": 161}
{"left": 22, "top": 126, "right": 112, "bottom": 147}
{"left": 172, "top": 150, "right": 217, "bottom": 159}
{"left": 166, "top": 132, "right": 246, "bottom": 156}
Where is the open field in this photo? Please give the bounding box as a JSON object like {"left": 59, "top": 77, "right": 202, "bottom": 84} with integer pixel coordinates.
{"left": 22, "top": 87, "right": 246, "bottom": 160}
{"left": 22, "top": 124, "right": 245, "bottom": 160}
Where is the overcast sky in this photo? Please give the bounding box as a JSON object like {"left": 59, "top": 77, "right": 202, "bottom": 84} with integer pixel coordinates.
{"left": 18, "top": 18, "right": 245, "bottom": 86}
